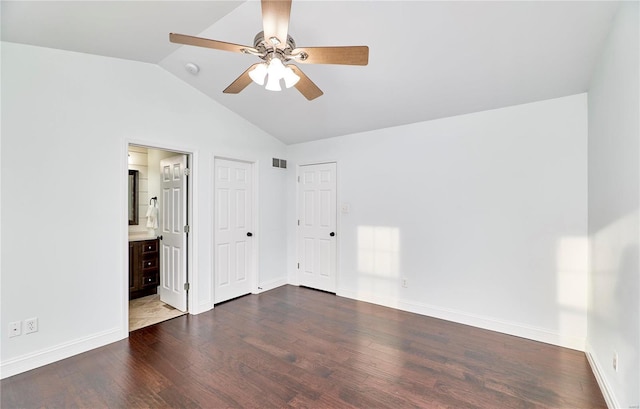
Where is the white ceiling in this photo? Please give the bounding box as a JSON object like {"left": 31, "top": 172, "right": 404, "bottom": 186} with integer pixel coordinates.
{"left": 2, "top": 1, "right": 619, "bottom": 144}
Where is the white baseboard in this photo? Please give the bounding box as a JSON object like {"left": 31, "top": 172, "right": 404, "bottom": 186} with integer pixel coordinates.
{"left": 0, "top": 327, "right": 123, "bottom": 380}
{"left": 585, "top": 344, "right": 620, "bottom": 409}
{"left": 337, "top": 288, "right": 586, "bottom": 351}
{"left": 0, "top": 287, "right": 588, "bottom": 381}
{"left": 255, "top": 277, "right": 287, "bottom": 294}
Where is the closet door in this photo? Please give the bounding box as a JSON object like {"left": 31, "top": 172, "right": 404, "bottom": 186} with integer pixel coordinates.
{"left": 297, "top": 162, "right": 337, "bottom": 293}
{"left": 214, "top": 158, "right": 254, "bottom": 304}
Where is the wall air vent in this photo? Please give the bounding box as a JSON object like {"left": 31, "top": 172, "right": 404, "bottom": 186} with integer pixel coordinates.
{"left": 272, "top": 158, "right": 287, "bottom": 169}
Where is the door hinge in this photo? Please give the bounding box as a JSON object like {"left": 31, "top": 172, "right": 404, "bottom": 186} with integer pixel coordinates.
{"left": 297, "top": 176, "right": 300, "bottom": 183}
{"left": 184, "top": 282, "right": 190, "bottom": 291}
{"left": 297, "top": 263, "right": 300, "bottom": 269}
{"left": 297, "top": 219, "right": 300, "bottom": 226}
{"left": 184, "top": 168, "right": 191, "bottom": 176}
{"left": 184, "top": 225, "right": 190, "bottom": 234}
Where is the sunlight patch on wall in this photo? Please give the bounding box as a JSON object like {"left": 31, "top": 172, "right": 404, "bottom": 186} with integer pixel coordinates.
{"left": 557, "top": 237, "right": 588, "bottom": 308}
{"left": 556, "top": 236, "right": 588, "bottom": 341}
{"left": 357, "top": 226, "right": 400, "bottom": 278}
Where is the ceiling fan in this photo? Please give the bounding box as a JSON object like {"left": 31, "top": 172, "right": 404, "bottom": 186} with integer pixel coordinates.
{"left": 169, "top": 0, "right": 369, "bottom": 100}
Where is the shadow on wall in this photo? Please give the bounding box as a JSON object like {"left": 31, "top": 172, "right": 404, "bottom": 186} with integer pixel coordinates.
{"left": 590, "top": 209, "right": 640, "bottom": 407}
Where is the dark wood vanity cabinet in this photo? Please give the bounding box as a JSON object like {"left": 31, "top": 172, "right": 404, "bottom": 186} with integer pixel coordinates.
{"left": 129, "top": 238, "right": 160, "bottom": 300}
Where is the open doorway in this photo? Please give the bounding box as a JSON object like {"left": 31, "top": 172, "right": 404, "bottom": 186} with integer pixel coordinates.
{"left": 128, "top": 145, "right": 190, "bottom": 331}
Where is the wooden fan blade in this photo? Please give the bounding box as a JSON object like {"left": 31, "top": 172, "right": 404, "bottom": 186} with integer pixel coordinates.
{"left": 261, "top": 0, "right": 291, "bottom": 49}
{"left": 170, "top": 33, "right": 250, "bottom": 53}
{"left": 289, "top": 65, "right": 323, "bottom": 100}
{"left": 223, "top": 64, "right": 261, "bottom": 94}
{"left": 292, "top": 46, "right": 369, "bottom": 65}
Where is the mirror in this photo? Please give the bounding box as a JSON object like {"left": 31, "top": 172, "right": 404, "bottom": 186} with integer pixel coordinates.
{"left": 128, "top": 170, "right": 139, "bottom": 225}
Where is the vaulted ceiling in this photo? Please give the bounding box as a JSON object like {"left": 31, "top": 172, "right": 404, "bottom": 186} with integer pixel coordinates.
{"left": 1, "top": 1, "right": 619, "bottom": 144}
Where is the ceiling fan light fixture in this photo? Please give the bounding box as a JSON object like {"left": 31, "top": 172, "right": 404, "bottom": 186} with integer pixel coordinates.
{"left": 263, "top": 57, "right": 287, "bottom": 91}
{"left": 249, "top": 62, "right": 268, "bottom": 85}
{"left": 267, "top": 57, "right": 286, "bottom": 78}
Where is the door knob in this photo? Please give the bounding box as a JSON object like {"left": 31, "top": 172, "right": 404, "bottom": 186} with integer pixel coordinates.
{"left": 330, "top": 232, "right": 335, "bottom": 237}
{"left": 247, "top": 232, "right": 253, "bottom": 237}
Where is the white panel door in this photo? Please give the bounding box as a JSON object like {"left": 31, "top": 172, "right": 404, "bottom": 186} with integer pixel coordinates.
{"left": 214, "top": 158, "right": 253, "bottom": 304}
{"left": 159, "top": 155, "right": 188, "bottom": 312}
{"left": 298, "top": 163, "right": 337, "bottom": 292}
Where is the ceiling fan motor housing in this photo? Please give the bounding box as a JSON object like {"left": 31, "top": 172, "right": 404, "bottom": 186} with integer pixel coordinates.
{"left": 253, "top": 31, "right": 307, "bottom": 62}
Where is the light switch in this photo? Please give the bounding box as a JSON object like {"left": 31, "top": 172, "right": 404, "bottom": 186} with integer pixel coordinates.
{"left": 341, "top": 203, "right": 350, "bottom": 214}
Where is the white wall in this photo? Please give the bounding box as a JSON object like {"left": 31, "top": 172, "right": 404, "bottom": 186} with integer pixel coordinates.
{"left": 0, "top": 42, "right": 288, "bottom": 378}
{"left": 587, "top": 2, "right": 639, "bottom": 408}
{"left": 287, "top": 94, "right": 588, "bottom": 351}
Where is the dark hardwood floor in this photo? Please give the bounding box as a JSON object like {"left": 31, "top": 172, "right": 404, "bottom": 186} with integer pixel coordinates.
{"left": 1, "top": 285, "right": 606, "bottom": 408}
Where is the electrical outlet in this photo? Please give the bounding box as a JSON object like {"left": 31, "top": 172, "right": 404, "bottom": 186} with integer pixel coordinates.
{"left": 402, "top": 278, "right": 408, "bottom": 288}
{"left": 612, "top": 351, "right": 618, "bottom": 372}
{"left": 25, "top": 317, "right": 38, "bottom": 334}
{"left": 9, "top": 321, "right": 21, "bottom": 338}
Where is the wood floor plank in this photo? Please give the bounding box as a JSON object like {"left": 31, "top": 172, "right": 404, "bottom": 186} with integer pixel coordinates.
{"left": 1, "top": 285, "right": 606, "bottom": 408}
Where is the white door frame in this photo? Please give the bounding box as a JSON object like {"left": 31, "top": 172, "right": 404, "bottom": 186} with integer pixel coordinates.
{"left": 123, "top": 140, "right": 197, "bottom": 337}
{"left": 212, "top": 155, "right": 260, "bottom": 306}
{"left": 295, "top": 160, "right": 340, "bottom": 292}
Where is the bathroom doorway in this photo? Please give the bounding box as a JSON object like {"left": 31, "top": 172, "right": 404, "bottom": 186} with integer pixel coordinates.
{"left": 127, "top": 145, "right": 190, "bottom": 331}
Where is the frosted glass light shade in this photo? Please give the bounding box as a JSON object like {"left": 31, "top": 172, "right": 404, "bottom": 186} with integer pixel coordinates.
{"left": 283, "top": 67, "right": 300, "bottom": 88}
{"left": 265, "top": 74, "right": 282, "bottom": 91}
{"left": 249, "top": 63, "right": 268, "bottom": 85}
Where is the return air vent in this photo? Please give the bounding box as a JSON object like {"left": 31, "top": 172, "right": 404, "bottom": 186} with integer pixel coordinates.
{"left": 272, "top": 158, "right": 287, "bottom": 169}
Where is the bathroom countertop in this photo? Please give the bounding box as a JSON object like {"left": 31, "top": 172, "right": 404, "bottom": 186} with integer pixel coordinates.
{"left": 129, "top": 234, "right": 159, "bottom": 242}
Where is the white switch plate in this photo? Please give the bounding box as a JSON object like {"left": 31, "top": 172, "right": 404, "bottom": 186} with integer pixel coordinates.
{"left": 9, "top": 321, "right": 21, "bottom": 337}
{"left": 341, "top": 203, "right": 350, "bottom": 214}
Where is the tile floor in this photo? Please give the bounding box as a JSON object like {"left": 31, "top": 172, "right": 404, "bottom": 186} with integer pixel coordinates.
{"left": 129, "top": 294, "right": 186, "bottom": 332}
